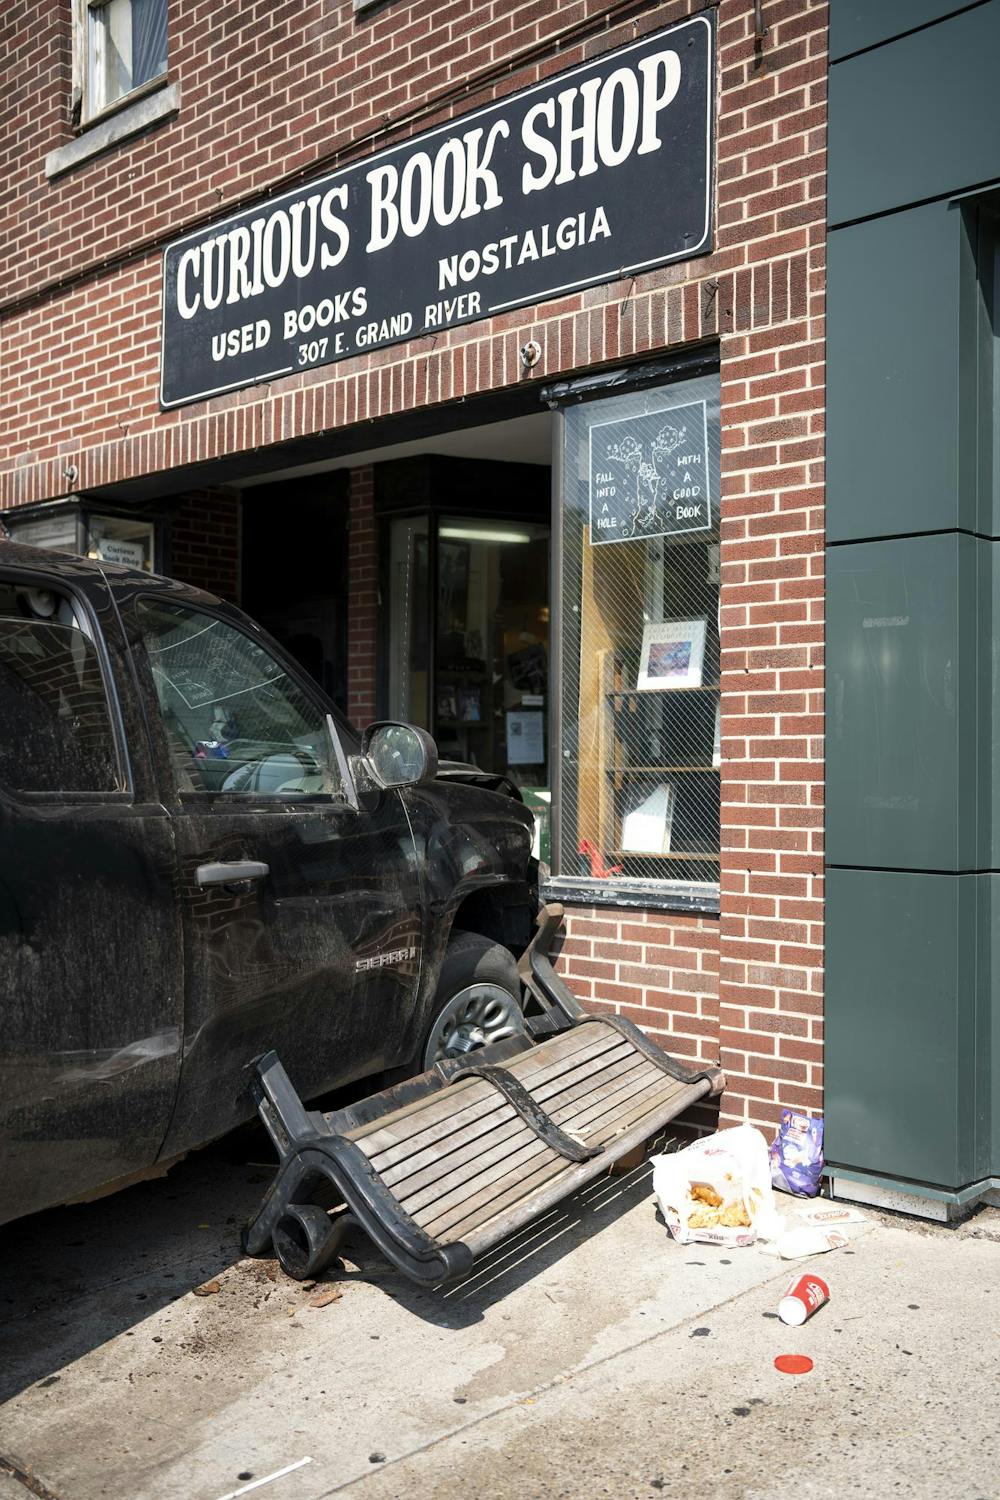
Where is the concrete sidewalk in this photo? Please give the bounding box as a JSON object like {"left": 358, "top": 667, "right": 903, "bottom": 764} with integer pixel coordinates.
{"left": 1, "top": 1143, "right": 998, "bottom": 1500}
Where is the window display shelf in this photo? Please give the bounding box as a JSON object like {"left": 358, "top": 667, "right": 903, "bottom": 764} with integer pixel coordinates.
{"left": 606, "top": 685, "right": 719, "bottom": 698}
{"left": 607, "top": 764, "right": 715, "bottom": 775}
{"left": 593, "top": 647, "right": 720, "bottom": 877}
{"left": 611, "top": 850, "right": 720, "bottom": 862}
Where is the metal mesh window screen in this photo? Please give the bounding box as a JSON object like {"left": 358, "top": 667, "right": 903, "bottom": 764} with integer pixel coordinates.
{"left": 557, "top": 370, "right": 721, "bottom": 895}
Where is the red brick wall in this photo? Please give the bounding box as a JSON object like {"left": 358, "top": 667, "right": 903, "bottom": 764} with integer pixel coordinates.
{"left": 549, "top": 1, "right": 828, "bottom": 1135}
{"left": 347, "top": 466, "right": 377, "bottom": 730}
{"left": 170, "top": 489, "right": 240, "bottom": 602}
{"left": 3, "top": 0, "right": 690, "bottom": 307}
{"left": 714, "top": 0, "right": 826, "bottom": 1131}
{"left": 553, "top": 906, "right": 721, "bottom": 1132}
{"left": 0, "top": 0, "right": 828, "bottom": 1136}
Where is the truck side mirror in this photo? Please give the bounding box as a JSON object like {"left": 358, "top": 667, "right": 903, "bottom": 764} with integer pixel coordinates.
{"left": 362, "top": 722, "right": 439, "bottom": 789}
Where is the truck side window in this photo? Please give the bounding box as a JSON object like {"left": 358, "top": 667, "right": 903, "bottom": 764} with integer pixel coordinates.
{"left": 0, "top": 582, "right": 120, "bottom": 794}
{"left": 135, "top": 598, "right": 341, "bottom": 798}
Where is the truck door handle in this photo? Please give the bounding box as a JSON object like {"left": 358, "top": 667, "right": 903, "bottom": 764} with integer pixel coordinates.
{"left": 195, "top": 860, "right": 270, "bottom": 887}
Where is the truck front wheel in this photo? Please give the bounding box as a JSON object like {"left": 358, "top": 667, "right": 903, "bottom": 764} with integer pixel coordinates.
{"left": 420, "top": 931, "right": 527, "bottom": 1071}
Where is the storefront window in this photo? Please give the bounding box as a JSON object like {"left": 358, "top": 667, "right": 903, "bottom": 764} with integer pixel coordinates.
{"left": 4, "top": 513, "right": 79, "bottom": 553}
{"left": 556, "top": 370, "right": 721, "bottom": 897}
{"left": 5, "top": 504, "right": 160, "bottom": 573}
{"left": 85, "top": 514, "right": 156, "bottom": 572}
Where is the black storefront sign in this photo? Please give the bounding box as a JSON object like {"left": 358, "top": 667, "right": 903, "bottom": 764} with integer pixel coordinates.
{"left": 589, "top": 400, "right": 714, "bottom": 544}
{"left": 160, "top": 14, "right": 714, "bottom": 409}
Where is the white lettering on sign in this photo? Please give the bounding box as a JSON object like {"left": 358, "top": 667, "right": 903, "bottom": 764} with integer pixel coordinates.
{"left": 175, "top": 50, "right": 678, "bottom": 318}
{"left": 438, "top": 207, "right": 610, "bottom": 289}
{"left": 366, "top": 121, "right": 510, "bottom": 252}
{"left": 521, "top": 50, "right": 681, "bottom": 194}
{"left": 423, "top": 292, "right": 481, "bottom": 328}
{"left": 282, "top": 288, "right": 368, "bottom": 339}
{"left": 211, "top": 320, "right": 272, "bottom": 362}
{"left": 355, "top": 313, "right": 413, "bottom": 347}
{"left": 176, "top": 186, "right": 351, "bottom": 320}
{"left": 162, "top": 15, "right": 713, "bottom": 408}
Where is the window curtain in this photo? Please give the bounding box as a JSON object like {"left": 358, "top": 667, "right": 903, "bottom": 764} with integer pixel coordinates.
{"left": 132, "top": 0, "right": 167, "bottom": 87}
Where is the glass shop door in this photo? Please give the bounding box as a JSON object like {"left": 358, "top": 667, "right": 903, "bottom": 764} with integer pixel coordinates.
{"left": 386, "top": 513, "right": 551, "bottom": 790}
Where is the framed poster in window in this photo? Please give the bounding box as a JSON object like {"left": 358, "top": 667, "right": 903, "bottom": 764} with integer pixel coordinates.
{"left": 637, "top": 618, "right": 707, "bottom": 691}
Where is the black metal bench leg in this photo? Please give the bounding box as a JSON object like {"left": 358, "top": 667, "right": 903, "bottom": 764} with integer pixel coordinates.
{"left": 271, "top": 1205, "right": 360, "bottom": 1280}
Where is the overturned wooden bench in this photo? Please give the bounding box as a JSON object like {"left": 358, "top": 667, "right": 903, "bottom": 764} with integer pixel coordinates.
{"left": 243, "top": 908, "right": 723, "bottom": 1286}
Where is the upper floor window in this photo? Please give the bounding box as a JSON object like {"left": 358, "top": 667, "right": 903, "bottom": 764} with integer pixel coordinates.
{"left": 80, "top": 0, "right": 168, "bottom": 120}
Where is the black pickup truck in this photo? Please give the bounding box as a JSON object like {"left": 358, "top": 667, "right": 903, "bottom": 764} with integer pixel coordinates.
{"left": 0, "top": 539, "right": 536, "bottom": 1226}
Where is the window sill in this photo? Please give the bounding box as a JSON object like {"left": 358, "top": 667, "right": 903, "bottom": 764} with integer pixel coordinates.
{"left": 46, "top": 80, "right": 179, "bottom": 181}
{"left": 541, "top": 875, "right": 720, "bottom": 918}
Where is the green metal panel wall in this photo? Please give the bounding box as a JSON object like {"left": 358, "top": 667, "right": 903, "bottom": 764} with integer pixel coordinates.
{"left": 826, "top": 204, "right": 983, "bottom": 542}
{"left": 827, "top": 1, "right": 1000, "bottom": 1194}
{"left": 829, "top": 3, "right": 1000, "bottom": 225}
{"left": 829, "top": 1, "right": 984, "bottom": 62}
{"left": 826, "top": 535, "right": 985, "bottom": 871}
{"left": 825, "top": 870, "right": 989, "bottom": 1188}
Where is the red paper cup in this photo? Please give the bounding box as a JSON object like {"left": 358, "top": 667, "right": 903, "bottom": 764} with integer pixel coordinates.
{"left": 778, "top": 1273, "right": 830, "bottom": 1326}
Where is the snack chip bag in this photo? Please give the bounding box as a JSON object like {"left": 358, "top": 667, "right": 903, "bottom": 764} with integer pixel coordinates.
{"left": 769, "top": 1109, "right": 824, "bottom": 1197}
{"left": 651, "top": 1125, "right": 780, "bottom": 1247}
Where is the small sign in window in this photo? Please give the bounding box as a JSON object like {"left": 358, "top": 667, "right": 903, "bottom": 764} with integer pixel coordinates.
{"left": 589, "top": 402, "right": 713, "bottom": 546}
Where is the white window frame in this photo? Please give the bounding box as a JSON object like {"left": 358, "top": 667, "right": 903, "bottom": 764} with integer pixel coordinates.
{"left": 72, "top": 0, "right": 168, "bottom": 126}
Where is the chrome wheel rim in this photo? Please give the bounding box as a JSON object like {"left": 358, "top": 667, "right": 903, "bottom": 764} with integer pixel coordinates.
{"left": 423, "top": 983, "right": 526, "bottom": 1069}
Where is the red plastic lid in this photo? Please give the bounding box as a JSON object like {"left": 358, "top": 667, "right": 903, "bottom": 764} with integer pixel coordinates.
{"left": 774, "top": 1354, "right": 814, "bottom": 1375}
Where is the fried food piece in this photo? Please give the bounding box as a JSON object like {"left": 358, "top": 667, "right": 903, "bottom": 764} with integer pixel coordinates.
{"left": 690, "top": 1182, "right": 723, "bottom": 1208}
{"left": 719, "top": 1202, "right": 751, "bottom": 1228}
{"left": 688, "top": 1205, "right": 721, "bottom": 1229}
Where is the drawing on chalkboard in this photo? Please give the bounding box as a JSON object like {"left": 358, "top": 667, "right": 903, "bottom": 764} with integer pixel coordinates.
{"left": 589, "top": 401, "right": 714, "bottom": 545}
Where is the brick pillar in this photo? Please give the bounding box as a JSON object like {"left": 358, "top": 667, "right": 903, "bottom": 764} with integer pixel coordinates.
{"left": 347, "top": 466, "right": 377, "bottom": 730}
{"left": 715, "top": 0, "right": 828, "bottom": 1132}
{"left": 170, "top": 488, "right": 240, "bottom": 602}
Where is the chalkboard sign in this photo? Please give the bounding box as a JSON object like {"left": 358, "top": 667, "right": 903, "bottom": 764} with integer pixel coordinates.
{"left": 588, "top": 400, "right": 714, "bottom": 545}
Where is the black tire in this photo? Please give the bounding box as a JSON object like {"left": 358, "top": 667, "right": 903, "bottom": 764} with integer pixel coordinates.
{"left": 417, "top": 931, "right": 527, "bottom": 1072}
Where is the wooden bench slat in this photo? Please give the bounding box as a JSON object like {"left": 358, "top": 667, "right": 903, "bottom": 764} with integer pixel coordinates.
{"left": 352, "top": 1020, "right": 617, "bottom": 1158}
{"left": 412, "top": 1067, "right": 680, "bottom": 1234}
{"left": 460, "top": 1078, "right": 712, "bottom": 1258}
{"left": 395, "top": 1053, "right": 657, "bottom": 1214}
{"left": 381, "top": 1041, "right": 639, "bottom": 1190}
{"left": 365, "top": 1035, "right": 631, "bottom": 1172}
{"left": 398, "top": 1120, "right": 545, "bottom": 1218}
{"left": 434, "top": 1077, "right": 692, "bottom": 1244}
{"left": 389, "top": 1047, "right": 654, "bottom": 1199}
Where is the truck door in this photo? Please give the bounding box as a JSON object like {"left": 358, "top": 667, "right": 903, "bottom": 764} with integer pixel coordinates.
{"left": 0, "top": 567, "right": 182, "bottom": 1224}
{"left": 115, "top": 585, "right": 424, "bottom": 1157}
